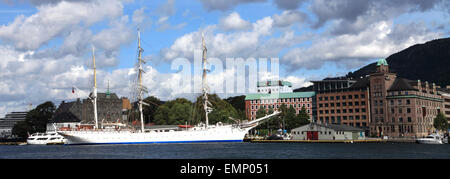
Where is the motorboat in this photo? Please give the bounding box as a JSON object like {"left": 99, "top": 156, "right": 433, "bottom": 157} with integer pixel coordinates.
{"left": 416, "top": 133, "right": 443, "bottom": 144}
{"left": 27, "top": 132, "right": 66, "bottom": 145}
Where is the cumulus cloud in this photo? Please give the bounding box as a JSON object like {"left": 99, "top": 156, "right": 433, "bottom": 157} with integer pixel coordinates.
{"left": 273, "top": 0, "right": 305, "bottom": 10}
{"left": 282, "top": 21, "right": 441, "bottom": 70}
{"left": 0, "top": 0, "right": 142, "bottom": 116}
{"left": 160, "top": 16, "right": 274, "bottom": 61}
{"left": 272, "top": 10, "right": 307, "bottom": 27}
{"left": 219, "top": 12, "right": 251, "bottom": 31}
{"left": 199, "top": 0, "right": 266, "bottom": 11}
{"left": 311, "top": 0, "right": 448, "bottom": 35}
{"left": 0, "top": 0, "right": 124, "bottom": 50}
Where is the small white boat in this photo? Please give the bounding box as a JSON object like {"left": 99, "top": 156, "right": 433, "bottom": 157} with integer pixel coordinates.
{"left": 27, "top": 132, "right": 66, "bottom": 145}
{"left": 416, "top": 134, "right": 443, "bottom": 144}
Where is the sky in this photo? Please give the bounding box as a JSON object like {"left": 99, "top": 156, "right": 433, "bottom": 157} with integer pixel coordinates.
{"left": 0, "top": 0, "right": 449, "bottom": 116}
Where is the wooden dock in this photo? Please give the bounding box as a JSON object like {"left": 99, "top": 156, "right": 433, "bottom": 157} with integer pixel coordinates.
{"left": 0, "top": 142, "right": 26, "bottom": 145}
{"left": 250, "top": 139, "right": 384, "bottom": 143}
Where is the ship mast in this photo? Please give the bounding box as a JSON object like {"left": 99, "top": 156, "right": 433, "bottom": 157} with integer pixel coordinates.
{"left": 92, "top": 46, "right": 99, "bottom": 129}
{"left": 202, "top": 33, "right": 212, "bottom": 128}
{"left": 137, "top": 29, "right": 146, "bottom": 132}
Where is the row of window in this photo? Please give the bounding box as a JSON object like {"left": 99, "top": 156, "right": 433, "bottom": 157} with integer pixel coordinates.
{"left": 319, "top": 101, "right": 366, "bottom": 107}
{"left": 372, "top": 124, "right": 433, "bottom": 134}
{"left": 319, "top": 115, "right": 368, "bottom": 123}
{"left": 388, "top": 99, "right": 411, "bottom": 105}
{"left": 249, "top": 109, "right": 311, "bottom": 116}
{"left": 317, "top": 121, "right": 367, "bottom": 127}
{"left": 250, "top": 98, "right": 311, "bottom": 104}
{"left": 292, "top": 131, "right": 343, "bottom": 135}
{"left": 319, "top": 108, "right": 367, "bottom": 114}
{"left": 318, "top": 94, "right": 365, "bottom": 101}
{"left": 250, "top": 103, "right": 311, "bottom": 110}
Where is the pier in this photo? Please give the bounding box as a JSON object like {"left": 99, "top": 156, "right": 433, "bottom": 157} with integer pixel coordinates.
{"left": 250, "top": 139, "right": 384, "bottom": 143}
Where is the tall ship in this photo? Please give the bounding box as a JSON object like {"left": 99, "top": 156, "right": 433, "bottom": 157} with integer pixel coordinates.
{"left": 57, "top": 31, "right": 280, "bottom": 145}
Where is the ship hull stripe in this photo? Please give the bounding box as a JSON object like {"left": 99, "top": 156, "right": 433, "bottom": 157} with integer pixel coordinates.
{"left": 64, "top": 139, "right": 243, "bottom": 145}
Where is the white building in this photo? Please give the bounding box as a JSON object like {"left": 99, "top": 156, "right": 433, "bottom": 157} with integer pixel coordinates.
{"left": 291, "top": 123, "right": 365, "bottom": 140}
{"left": 257, "top": 80, "right": 293, "bottom": 94}
{"left": 0, "top": 111, "right": 28, "bottom": 138}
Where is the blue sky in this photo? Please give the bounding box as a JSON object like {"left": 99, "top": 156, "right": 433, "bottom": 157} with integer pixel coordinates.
{"left": 0, "top": 0, "right": 448, "bottom": 115}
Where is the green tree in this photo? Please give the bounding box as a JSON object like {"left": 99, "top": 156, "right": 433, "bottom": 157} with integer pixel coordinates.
{"left": 256, "top": 107, "right": 267, "bottom": 119}
{"left": 142, "top": 96, "right": 163, "bottom": 124}
{"left": 283, "top": 106, "right": 297, "bottom": 131}
{"left": 294, "top": 106, "right": 310, "bottom": 128}
{"left": 153, "top": 98, "right": 192, "bottom": 125}
{"left": 12, "top": 101, "right": 55, "bottom": 139}
{"left": 433, "top": 112, "right": 448, "bottom": 131}
{"left": 193, "top": 94, "right": 239, "bottom": 125}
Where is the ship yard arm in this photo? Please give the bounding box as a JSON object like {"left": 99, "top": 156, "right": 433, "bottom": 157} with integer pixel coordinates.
{"left": 239, "top": 111, "right": 281, "bottom": 129}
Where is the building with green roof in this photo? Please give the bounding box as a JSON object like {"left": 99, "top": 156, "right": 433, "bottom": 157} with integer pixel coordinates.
{"left": 245, "top": 91, "right": 316, "bottom": 121}
{"left": 256, "top": 80, "right": 294, "bottom": 94}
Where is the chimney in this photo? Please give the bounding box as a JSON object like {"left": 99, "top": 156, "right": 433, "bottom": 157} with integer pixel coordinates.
{"left": 417, "top": 80, "right": 421, "bottom": 91}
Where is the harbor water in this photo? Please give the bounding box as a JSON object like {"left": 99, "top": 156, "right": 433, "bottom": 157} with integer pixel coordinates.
{"left": 0, "top": 142, "right": 449, "bottom": 159}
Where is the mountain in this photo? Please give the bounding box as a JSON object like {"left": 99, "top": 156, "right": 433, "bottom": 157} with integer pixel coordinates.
{"left": 346, "top": 37, "right": 450, "bottom": 88}
{"left": 294, "top": 37, "right": 450, "bottom": 91}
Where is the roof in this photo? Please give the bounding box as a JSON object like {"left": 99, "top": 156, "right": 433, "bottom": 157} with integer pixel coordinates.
{"left": 257, "top": 80, "right": 292, "bottom": 87}
{"left": 376, "top": 58, "right": 388, "bottom": 66}
{"left": 388, "top": 78, "right": 416, "bottom": 91}
{"left": 349, "top": 77, "right": 370, "bottom": 89}
{"left": 293, "top": 123, "right": 364, "bottom": 132}
{"left": 245, "top": 91, "right": 315, "bottom": 100}
{"left": 89, "top": 92, "right": 120, "bottom": 100}
{"left": 50, "top": 101, "right": 81, "bottom": 123}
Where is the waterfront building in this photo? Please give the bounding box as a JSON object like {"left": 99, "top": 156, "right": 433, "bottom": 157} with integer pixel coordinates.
{"left": 369, "top": 59, "right": 443, "bottom": 137}
{"left": 291, "top": 123, "right": 365, "bottom": 140}
{"left": 312, "top": 77, "right": 371, "bottom": 131}
{"left": 0, "top": 111, "right": 28, "bottom": 138}
{"left": 82, "top": 91, "right": 123, "bottom": 124}
{"left": 257, "top": 80, "right": 293, "bottom": 94}
{"left": 245, "top": 91, "right": 315, "bottom": 120}
{"left": 50, "top": 91, "right": 129, "bottom": 130}
{"left": 437, "top": 86, "right": 450, "bottom": 123}
{"left": 48, "top": 99, "right": 83, "bottom": 131}
{"left": 312, "top": 59, "right": 445, "bottom": 138}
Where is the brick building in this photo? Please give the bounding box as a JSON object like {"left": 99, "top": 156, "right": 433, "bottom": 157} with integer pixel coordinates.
{"left": 312, "top": 59, "right": 445, "bottom": 137}
{"left": 369, "top": 59, "right": 443, "bottom": 137}
{"left": 313, "top": 78, "right": 371, "bottom": 129}
{"left": 437, "top": 86, "right": 450, "bottom": 123}
{"left": 245, "top": 92, "right": 315, "bottom": 120}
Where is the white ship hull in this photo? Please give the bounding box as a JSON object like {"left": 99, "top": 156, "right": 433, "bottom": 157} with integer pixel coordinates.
{"left": 58, "top": 125, "right": 250, "bottom": 145}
